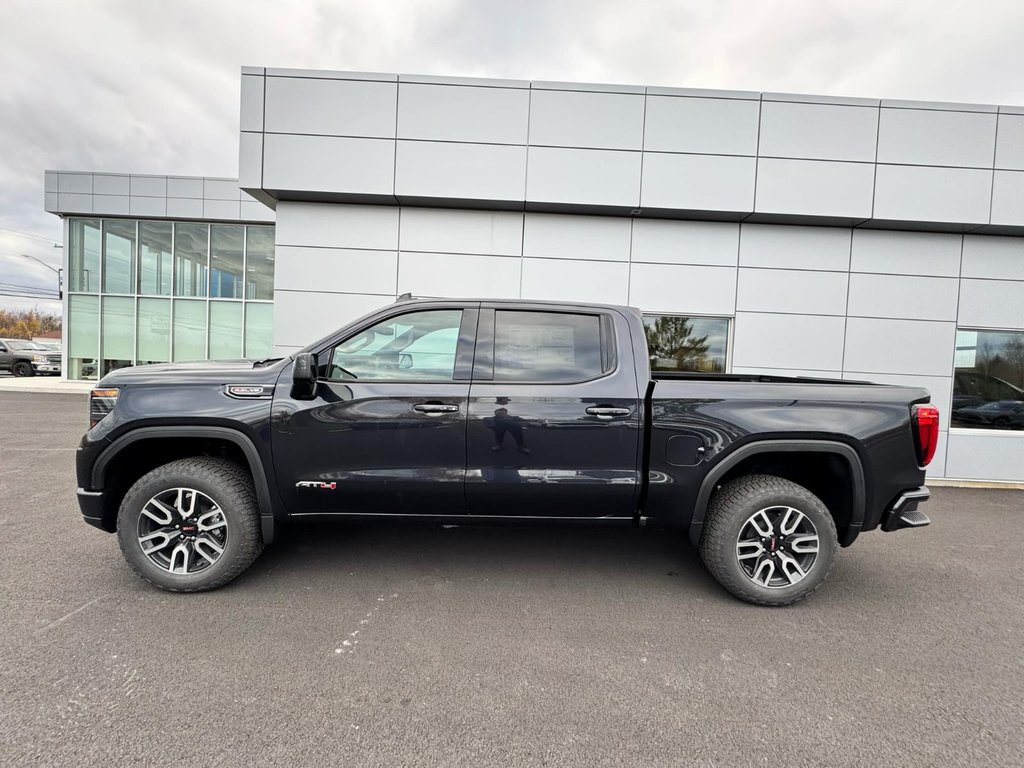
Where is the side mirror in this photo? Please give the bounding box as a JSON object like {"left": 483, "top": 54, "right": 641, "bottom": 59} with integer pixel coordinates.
{"left": 291, "top": 352, "right": 318, "bottom": 400}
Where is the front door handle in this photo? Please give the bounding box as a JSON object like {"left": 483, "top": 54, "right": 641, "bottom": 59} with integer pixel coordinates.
{"left": 586, "top": 406, "right": 632, "bottom": 420}
{"left": 413, "top": 402, "right": 460, "bottom": 415}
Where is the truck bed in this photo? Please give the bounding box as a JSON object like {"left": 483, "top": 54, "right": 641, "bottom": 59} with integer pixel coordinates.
{"left": 651, "top": 371, "right": 871, "bottom": 385}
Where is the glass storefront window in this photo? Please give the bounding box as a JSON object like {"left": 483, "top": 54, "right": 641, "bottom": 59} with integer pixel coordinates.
{"left": 68, "top": 294, "right": 99, "bottom": 380}
{"left": 210, "top": 225, "right": 244, "bottom": 298}
{"left": 209, "top": 302, "right": 243, "bottom": 358}
{"left": 64, "top": 217, "right": 274, "bottom": 380}
{"left": 244, "top": 303, "right": 273, "bottom": 359}
{"left": 102, "top": 220, "right": 135, "bottom": 294}
{"left": 952, "top": 329, "right": 1024, "bottom": 430}
{"left": 172, "top": 299, "right": 207, "bottom": 361}
{"left": 245, "top": 226, "right": 275, "bottom": 300}
{"left": 101, "top": 296, "right": 135, "bottom": 377}
{"left": 174, "top": 223, "right": 208, "bottom": 297}
{"left": 69, "top": 219, "right": 100, "bottom": 293}
{"left": 137, "top": 298, "right": 171, "bottom": 365}
{"left": 139, "top": 222, "right": 173, "bottom": 295}
{"left": 642, "top": 315, "right": 730, "bottom": 373}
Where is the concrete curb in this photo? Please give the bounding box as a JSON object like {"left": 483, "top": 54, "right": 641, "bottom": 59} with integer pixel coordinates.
{"left": 0, "top": 378, "right": 92, "bottom": 395}
{"left": 927, "top": 478, "right": 1024, "bottom": 491}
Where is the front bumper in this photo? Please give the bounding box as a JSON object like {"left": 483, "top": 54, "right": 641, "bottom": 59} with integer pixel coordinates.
{"left": 32, "top": 363, "right": 61, "bottom": 374}
{"left": 881, "top": 486, "right": 931, "bottom": 532}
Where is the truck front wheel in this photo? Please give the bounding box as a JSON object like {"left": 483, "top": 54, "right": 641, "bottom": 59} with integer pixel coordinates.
{"left": 116, "top": 457, "right": 263, "bottom": 592}
{"left": 700, "top": 474, "right": 838, "bottom": 606}
{"left": 11, "top": 361, "right": 33, "bottom": 377}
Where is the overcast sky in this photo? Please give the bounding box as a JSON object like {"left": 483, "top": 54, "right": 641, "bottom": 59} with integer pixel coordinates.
{"left": 3, "top": 0, "right": 1024, "bottom": 314}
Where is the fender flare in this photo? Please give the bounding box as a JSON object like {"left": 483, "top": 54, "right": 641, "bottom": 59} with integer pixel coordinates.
{"left": 687, "top": 439, "right": 866, "bottom": 547}
{"left": 93, "top": 426, "right": 277, "bottom": 544}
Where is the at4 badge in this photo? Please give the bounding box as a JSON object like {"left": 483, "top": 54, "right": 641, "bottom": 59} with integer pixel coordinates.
{"left": 296, "top": 481, "right": 337, "bottom": 490}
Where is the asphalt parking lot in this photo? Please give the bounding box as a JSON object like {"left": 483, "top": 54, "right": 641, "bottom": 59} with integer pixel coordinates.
{"left": 1, "top": 392, "right": 1022, "bottom": 767}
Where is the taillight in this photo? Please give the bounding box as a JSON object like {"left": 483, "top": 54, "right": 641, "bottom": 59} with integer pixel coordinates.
{"left": 912, "top": 404, "right": 940, "bottom": 467}
{"left": 90, "top": 388, "right": 119, "bottom": 428}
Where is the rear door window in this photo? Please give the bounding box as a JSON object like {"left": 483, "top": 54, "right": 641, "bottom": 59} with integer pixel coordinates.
{"left": 492, "top": 310, "right": 605, "bottom": 383}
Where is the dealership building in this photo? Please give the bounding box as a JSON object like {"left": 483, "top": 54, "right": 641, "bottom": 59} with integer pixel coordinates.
{"left": 45, "top": 66, "right": 1024, "bottom": 482}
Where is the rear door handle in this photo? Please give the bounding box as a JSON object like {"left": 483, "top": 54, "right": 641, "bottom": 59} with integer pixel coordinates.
{"left": 586, "top": 406, "right": 632, "bottom": 420}
{"left": 413, "top": 402, "right": 460, "bottom": 415}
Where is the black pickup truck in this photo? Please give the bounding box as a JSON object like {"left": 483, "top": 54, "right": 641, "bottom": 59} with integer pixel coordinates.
{"left": 77, "top": 298, "right": 939, "bottom": 605}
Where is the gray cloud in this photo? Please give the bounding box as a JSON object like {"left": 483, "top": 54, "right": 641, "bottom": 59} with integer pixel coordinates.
{"left": 3, "top": 0, "right": 1023, "bottom": 312}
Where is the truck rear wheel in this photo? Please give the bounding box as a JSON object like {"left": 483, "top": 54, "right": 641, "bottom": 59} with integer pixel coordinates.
{"left": 700, "top": 474, "right": 838, "bottom": 606}
{"left": 116, "top": 457, "right": 263, "bottom": 592}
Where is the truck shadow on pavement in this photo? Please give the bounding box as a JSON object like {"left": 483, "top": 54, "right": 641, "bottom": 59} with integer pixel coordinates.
{"left": 233, "top": 520, "right": 725, "bottom": 597}
{"left": 215, "top": 518, "right": 910, "bottom": 607}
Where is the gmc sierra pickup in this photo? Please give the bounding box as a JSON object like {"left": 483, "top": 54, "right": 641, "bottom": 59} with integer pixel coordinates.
{"left": 76, "top": 298, "right": 938, "bottom": 605}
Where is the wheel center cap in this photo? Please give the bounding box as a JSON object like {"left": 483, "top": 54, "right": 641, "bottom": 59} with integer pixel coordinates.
{"left": 181, "top": 523, "right": 198, "bottom": 535}
{"left": 768, "top": 536, "right": 778, "bottom": 552}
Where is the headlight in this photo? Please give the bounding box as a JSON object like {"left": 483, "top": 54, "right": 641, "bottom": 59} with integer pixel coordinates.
{"left": 32, "top": 354, "right": 46, "bottom": 362}
{"left": 90, "top": 388, "right": 119, "bottom": 428}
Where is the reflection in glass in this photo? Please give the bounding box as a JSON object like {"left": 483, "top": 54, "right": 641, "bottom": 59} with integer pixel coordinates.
{"left": 101, "top": 296, "right": 134, "bottom": 376}
{"left": 244, "top": 303, "right": 273, "bottom": 359}
{"left": 245, "top": 226, "right": 275, "bottom": 300}
{"left": 952, "top": 329, "right": 1024, "bottom": 430}
{"left": 326, "top": 310, "right": 462, "bottom": 381}
{"left": 494, "top": 311, "right": 602, "bottom": 383}
{"left": 174, "top": 223, "right": 208, "bottom": 297}
{"left": 139, "top": 222, "right": 173, "bottom": 295}
{"left": 69, "top": 219, "right": 101, "bottom": 292}
{"left": 643, "top": 315, "right": 729, "bottom": 373}
{"left": 68, "top": 294, "right": 99, "bottom": 380}
{"left": 210, "top": 225, "right": 244, "bottom": 298}
{"left": 172, "top": 299, "right": 207, "bottom": 361}
{"left": 137, "top": 298, "right": 171, "bottom": 365}
{"left": 102, "top": 220, "right": 135, "bottom": 294}
{"left": 210, "top": 302, "right": 243, "bottom": 358}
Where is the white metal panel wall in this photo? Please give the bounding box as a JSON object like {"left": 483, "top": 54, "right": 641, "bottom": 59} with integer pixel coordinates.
{"left": 239, "top": 67, "right": 1024, "bottom": 233}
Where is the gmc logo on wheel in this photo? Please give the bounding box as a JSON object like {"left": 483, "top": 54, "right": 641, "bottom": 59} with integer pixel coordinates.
{"left": 296, "top": 481, "right": 337, "bottom": 490}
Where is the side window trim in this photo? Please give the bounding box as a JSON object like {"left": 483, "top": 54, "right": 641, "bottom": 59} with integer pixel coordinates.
{"left": 453, "top": 308, "right": 479, "bottom": 381}
{"left": 600, "top": 313, "right": 617, "bottom": 373}
{"left": 472, "top": 308, "right": 495, "bottom": 381}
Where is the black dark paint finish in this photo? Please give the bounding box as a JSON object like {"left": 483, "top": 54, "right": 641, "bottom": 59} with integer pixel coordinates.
{"left": 76, "top": 298, "right": 930, "bottom": 547}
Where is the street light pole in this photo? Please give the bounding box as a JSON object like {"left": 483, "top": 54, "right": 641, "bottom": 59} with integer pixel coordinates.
{"left": 21, "top": 254, "right": 62, "bottom": 299}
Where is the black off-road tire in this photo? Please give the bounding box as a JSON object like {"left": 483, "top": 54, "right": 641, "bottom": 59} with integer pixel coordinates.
{"left": 11, "top": 361, "right": 34, "bottom": 377}
{"left": 116, "top": 457, "right": 263, "bottom": 592}
{"left": 700, "top": 474, "right": 838, "bottom": 606}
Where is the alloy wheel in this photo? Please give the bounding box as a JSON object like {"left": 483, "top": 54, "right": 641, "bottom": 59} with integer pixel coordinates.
{"left": 136, "top": 487, "right": 228, "bottom": 575}
{"left": 735, "top": 506, "right": 820, "bottom": 589}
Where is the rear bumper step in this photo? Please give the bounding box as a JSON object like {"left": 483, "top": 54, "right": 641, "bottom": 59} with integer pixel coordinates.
{"left": 882, "top": 486, "right": 931, "bottom": 532}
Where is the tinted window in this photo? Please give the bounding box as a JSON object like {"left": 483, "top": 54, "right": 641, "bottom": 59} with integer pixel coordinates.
{"left": 952, "top": 329, "right": 1024, "bottom": 430}
{"left": 493, "top": 311, "right": 604, "bottom": 382}
{"left": 324, "top": 309, "right": 463, "bottom": 382}
{"left": 642, "top": 315, "right": 729, "bottom": 373}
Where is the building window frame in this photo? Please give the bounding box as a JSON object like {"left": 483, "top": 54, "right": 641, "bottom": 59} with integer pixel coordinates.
{"left": 64, "top": 216, "right": 274, "bottom": 380}
{"left": 950, "top": 325, "right": 1024, "bottom": 435}
{"left": 641, "top": 312, "right": 733, "bottom": 374}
